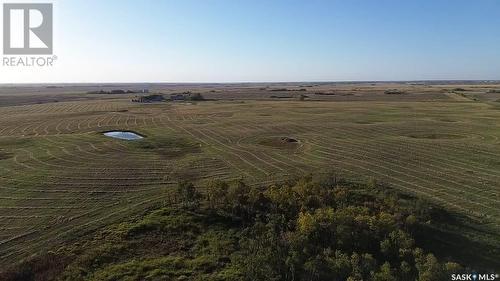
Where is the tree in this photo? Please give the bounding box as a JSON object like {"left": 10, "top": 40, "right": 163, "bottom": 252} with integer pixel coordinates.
{"left": 415, "top": 251, "right": 447, "bottom": 281}
{"left": 237, "top": 218, "right": 289, "bottom": 281}
{"left": 399, "top": 261, "right": 414, "bottom": 281}
{"left": 206, "top": 179, "right": 229, "bottom": 210}
{"left": 187, "top": 92, "right": 205, "bottom": 101}
{"left": 226, "top": 179, "right": 250, "bottom": 218}
{"left": 380, "top": 230, "right": 415, "bottom": 262}
{"left": 176, "top": 180, "right": 200, "bottom": 208}
{"left": 371, "top": 262, "right": 397, "bottom": 281}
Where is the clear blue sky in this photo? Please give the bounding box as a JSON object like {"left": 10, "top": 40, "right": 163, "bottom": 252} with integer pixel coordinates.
{"left": 2, "top": 0, "right": 500, "bottom": 83}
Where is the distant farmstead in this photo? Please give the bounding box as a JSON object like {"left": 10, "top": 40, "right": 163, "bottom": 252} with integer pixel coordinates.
{"left": 170, "top": 94, "right": 186, "bottom": 101}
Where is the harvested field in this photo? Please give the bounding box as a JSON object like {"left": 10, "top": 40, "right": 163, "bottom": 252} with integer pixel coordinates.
{"left": 0, "top": 82, "right": 500, "bottom": 266}
{"left": 406, "top": 133, "right": 467, "bottom": 139}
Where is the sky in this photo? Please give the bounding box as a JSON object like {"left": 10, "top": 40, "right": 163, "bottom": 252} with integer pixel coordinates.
{"left": 1, "top": 0, "right": 500, "bottom": 83}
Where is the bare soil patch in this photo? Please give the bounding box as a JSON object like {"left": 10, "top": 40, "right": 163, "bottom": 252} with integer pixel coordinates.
{"left": 259, "top": 136, "right": 300, "bottom": 149}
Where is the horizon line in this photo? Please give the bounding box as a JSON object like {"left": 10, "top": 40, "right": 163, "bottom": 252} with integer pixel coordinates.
{"left": 1, "top": 79, "right": 500, "bottom": 86}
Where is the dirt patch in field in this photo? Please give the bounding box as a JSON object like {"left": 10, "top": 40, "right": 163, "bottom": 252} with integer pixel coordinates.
{"left": 407, "top": 133, "right": 465, "bottom": 140}
{"left": 258, "top": 136, "right": 300, "bottom": 149}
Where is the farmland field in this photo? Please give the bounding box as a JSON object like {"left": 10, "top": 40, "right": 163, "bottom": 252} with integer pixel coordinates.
{"left": 0, "top": 82, "right": 500, "bottom": 268}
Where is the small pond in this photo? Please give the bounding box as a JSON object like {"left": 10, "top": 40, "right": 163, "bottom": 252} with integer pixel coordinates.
{"left": 103, "top": 131, "right": 144, "bottom": 140}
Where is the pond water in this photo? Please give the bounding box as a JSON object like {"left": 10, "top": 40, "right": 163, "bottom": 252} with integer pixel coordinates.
{"left": 103, "top": 131, "right": 144, "bottom": 140}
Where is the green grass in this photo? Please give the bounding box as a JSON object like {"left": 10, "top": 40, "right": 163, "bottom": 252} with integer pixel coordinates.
{"left": 127, "top": 135, "right": 202, "bottom": 158}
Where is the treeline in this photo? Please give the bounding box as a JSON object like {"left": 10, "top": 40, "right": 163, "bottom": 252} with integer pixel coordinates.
{"left": 269, "top": 88, "right": 307, "bottom": 92}
{"left": 174, "top": 176, "right": 463, "bottom": 281}
{"left": 86, "top": 89, "right": 148, "bottom": 94}
{"left": 170, "top": 92, "right": 206, "bottom": 101}
{"left": 2, "top": 174, "right": 490, "bottom": 281}
{"left": 131, "top": 94, "right": 165, "bottom": 103}
{"left": 384, "top": 89, "right": 406, "bottom": 95}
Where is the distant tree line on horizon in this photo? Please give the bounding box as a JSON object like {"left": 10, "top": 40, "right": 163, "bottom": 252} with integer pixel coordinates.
{"left": 87, "top": 89, "right": 149, "bottom": 95}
